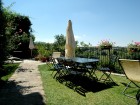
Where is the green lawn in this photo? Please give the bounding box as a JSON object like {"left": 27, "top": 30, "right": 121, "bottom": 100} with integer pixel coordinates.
{"left": 39, "top": 64, "right": 139, "bottom": 105}
{"left": 1, "top": 63, "right": 20, "bottom": 81}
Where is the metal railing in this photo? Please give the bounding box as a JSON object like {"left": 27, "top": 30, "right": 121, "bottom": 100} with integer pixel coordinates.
{"left": 75, "top": 47, "right": 140, "bottom": 74}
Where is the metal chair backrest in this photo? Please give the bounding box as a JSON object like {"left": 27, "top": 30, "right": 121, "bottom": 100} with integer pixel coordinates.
{"left": 56, "top": 58, "right": 64, "bottom": 66}
{"left": 119, "top": 59, "right": 140, "bottom": 82}
{"left": 109, "top": 55, "right": 117, "bottom": 65}
{"left": 64, "top": 59, "right": 74, "bottom": 66}
{"left": 100, "top": 55, "right": 117, "bottom": 69}
{"left": 63, "top": 59, "right": 75, "bottom": 68}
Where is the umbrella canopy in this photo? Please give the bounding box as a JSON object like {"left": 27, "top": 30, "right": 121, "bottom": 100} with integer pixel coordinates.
{"left": 29, "top": 37, "right": 35, "bottom": 50}
{"left": 65, "top": 20, "right": 76, "bottom": 59}
{"left": 29, "top": 37, "right": 35, "bottom": 57}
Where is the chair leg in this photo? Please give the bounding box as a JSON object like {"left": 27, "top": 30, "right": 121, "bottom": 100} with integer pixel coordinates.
{"left": 99, "top": 73, "right": 105, "bottom": 80}
{"left": 53, "top": 69, "right": 62, "bottom": 78}
{"left": 104, "top": 72, "right": 114, "bottom": 82}
{"left": 53, "top": 70, "right": 58, "bottom": 78}
{"left": 137, "top": 99, "right": 140, "bottom": 105}
{"left": 51, "top": 65, "right": 56, "bottom": 76}
{"left": 136, "top": 90, "right": 140, "bottom": 105}
{"left": 133, "top": 82, "right": 140, "bottom": 88}
{"left": 51, "top": 68, "right": 56, "bottom": 76}
{"left": 122, "top": 81, "right": 136, "bottom": 99}
{"left": 89, "top": 69, "right": 98, "bottom": 80}
{"left": 99, "top": 72, "right": 114, "bottom": 82}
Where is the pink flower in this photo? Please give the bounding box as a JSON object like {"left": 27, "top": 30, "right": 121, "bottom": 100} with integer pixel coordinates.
{"left": 134, "top": 42, "right": 140, "bottom": 46}
{"left": 98, "top": 40, "right": 115, "bottom": 47}
{"left": 19, "top": 29, "right": 22, "bottom": 33}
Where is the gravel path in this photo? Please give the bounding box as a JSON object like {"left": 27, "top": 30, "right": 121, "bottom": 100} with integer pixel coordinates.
{"left": 0, "top": 60, "right": 46, "bottom": 105}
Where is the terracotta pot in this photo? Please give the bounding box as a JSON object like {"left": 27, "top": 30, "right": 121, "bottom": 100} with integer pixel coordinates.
{"left": 41, "top": 57, "right": 47, "bottom": 62}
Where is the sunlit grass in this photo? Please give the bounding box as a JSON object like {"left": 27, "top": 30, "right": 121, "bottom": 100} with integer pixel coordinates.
{"left": 39, "top": 64, "right": 139, "bottom": 105}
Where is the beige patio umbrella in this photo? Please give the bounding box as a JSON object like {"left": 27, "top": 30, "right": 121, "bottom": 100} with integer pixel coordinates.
{"left": 65, "top": 20, "right": 76, "bottom": 59}
{"left": 29, "top": 37, "right": 35, "bottom": 57}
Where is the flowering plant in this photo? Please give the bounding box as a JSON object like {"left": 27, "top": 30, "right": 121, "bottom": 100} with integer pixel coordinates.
{"left": 98, "top": 40, "right": 115, "bottom": 49}
{"left": 128, "top": 41, "right": 140, "bottom": 52}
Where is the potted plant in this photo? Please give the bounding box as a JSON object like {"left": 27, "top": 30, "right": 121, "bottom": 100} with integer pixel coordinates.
{"left": 127, "top": 41, "right": 140, "bottom": 53}
{"left": 40, "top": 56, "right": 47, "bottom": 62}
{"left": 98, "top": 40, "right": 115, "bottom": 50}
{"left": 36, "top": 44, "right": 51, "bottom": 62}
{"left": 34, "top": 56, "right": 39, "bottom": 61}
{"left": 44, "top": 50, "right": 51, "bottom": 62}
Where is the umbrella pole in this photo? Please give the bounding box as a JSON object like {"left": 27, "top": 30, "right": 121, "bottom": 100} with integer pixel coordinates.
{"left": 31, "top": 49, "right": 32, "bottom": 58}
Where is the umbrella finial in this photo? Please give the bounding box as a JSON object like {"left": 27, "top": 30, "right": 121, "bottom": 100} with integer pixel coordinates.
{"left": 67, "top": 20, "right": 72, "bottom": 31}
{"left": 68, "top": 20, "right": 72, "bottom": 25}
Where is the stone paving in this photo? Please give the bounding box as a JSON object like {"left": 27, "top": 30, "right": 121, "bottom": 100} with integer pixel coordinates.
{"left": 0, "top": 60, "right": 46, "bottom": 105}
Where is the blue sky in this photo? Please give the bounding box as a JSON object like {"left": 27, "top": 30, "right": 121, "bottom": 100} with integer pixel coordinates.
{"left": 3, "top": 0, "right": 140, "bottom": 47}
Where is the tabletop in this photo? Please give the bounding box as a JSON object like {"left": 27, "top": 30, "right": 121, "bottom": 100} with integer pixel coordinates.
{"left": 59, "top": 57, "right": 99, "bottom": 64}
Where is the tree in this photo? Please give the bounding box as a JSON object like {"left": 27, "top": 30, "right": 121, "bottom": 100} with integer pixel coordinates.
{"left": 8, "top": 15, "right": 33, "bottom": 58}
{"left": 2, "top": 4, "right": 33, "bottom": 58}
{"left": 80, "top": 41, "right": 89, "bottom": 47}
{"left": 34, "top": 42, "right": 52, "bottom": 61}
{"left": 0, "top": 0, "right": 8, "bottom": 67}
{"left": 53, "top": 34, "right": 66, "bottom": 52}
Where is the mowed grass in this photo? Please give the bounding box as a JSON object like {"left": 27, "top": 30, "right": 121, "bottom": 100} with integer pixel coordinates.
{"left": 1, "top": 63, "right": 20, "bottom": 81}
{"left": 39, "top": 64, "right": 139, "bottom": 105}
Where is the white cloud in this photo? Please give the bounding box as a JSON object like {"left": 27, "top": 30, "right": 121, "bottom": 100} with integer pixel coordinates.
{"left": 74, "top": 34, "right": 86, "bottom": 41}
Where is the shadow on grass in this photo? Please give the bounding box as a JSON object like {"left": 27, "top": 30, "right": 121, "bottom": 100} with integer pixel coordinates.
{"left": 16, "top": 66, "right": 34, "bottom": 72}
{"left": 56, "top": 75, "right": 118, "bottom": 97}
{"left": 0, "top": 80, "right": 45, "bottom": 105}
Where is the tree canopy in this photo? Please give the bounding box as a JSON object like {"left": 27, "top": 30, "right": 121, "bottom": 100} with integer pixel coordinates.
{"left": 53, "top": 34, "right": 66, "bottom": 52}
{"left": 0, "top": 1, "right": 8, "bottom": 67}
{"left": 0, "top": 1, "right": 34, "bottom": 63}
